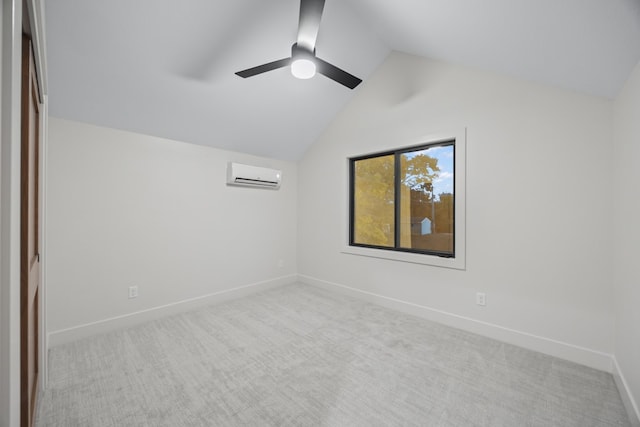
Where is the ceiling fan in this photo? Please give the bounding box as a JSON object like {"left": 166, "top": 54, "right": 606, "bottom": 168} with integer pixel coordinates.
{"left": 235, "top": 0, "right": 362, "bottom": 89}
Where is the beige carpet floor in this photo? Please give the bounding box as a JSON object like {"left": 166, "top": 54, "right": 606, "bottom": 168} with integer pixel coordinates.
{"left": 36, "top": 283, "right": 631, "bottom": 426}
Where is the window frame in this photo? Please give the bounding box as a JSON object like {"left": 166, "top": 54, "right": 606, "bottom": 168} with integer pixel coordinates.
{"left": 342, "top": 128, "right": 466, "bottom": 270}
{"left": 349, "top": 141, "right": 455, "bottom": 257}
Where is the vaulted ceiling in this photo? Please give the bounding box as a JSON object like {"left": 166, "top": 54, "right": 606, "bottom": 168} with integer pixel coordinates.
{"left": 45, "top": 0, "right": 640, "bottom": 160}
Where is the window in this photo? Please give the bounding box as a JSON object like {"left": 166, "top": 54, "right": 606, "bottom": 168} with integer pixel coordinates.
{"left": 347, "top": 130, "right": 465, "bottom": 268}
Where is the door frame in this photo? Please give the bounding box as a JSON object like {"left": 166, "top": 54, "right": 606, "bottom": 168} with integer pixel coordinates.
{"left": 20, "top": 30, "right": 42, "bottom": 427}
{"left": 1, "top": 0, "right": 47, "bottom": 425}
{"left": 22, "top": 0, "right": 48, "bottom": 397}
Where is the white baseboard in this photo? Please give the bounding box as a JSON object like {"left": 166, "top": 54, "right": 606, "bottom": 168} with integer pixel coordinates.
{"left": 613, "top": 356, "right": 640, "bottom": 427}
{"left": 48, "top": 275, "right": 297, "bottom": 347}
{"left": 298, "top": 275, "right": 613, "bottom": 373}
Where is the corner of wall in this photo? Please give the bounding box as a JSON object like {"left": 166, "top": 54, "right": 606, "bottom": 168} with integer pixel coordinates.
{"left": 612, "top": 58, "right": 640, "bottom": 427}
{"left": 613, "top": 356, "right": 640, "bottom": 427}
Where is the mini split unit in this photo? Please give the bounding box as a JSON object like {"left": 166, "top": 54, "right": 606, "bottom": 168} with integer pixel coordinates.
{"left": 226, "top": 162, "right": 282, "bottom": 189}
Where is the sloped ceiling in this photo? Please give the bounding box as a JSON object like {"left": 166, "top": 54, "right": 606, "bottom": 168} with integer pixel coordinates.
{"left": 45, "top": 0, "right": 640, "bottom": 160}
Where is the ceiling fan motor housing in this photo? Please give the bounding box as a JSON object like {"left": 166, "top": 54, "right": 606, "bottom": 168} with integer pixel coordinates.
{"left": 292, "top": 43, "right": 316, "bottom": 59}
{"left": 291, "top": 44, "right": 317, "bottom": 79}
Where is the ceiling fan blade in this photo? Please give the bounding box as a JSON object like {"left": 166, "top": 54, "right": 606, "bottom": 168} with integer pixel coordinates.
{"left": 316, "top": 58, "right": 362, "bottom": 89}
{"left": 297, "top": 0, "right": 325, "bottom": 51}
{"left": 235, "top": 58, "right": 291, "bottom": 78}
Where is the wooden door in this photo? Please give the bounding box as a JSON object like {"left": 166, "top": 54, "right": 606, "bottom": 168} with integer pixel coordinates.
{"left": 21, "top": 33, "right": 41, "bottom": 427}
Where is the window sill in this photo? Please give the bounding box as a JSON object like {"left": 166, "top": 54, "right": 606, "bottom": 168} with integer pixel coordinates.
{"left": 341, "top": 245, "right": 466, "bottom": 270}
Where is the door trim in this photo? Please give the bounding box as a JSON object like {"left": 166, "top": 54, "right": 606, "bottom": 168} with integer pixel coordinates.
{"left": 22, "top": 0, "right": 48, "bottom": 394}
{"left": 1, "top": 2, "right": 29, "bottom": 425}
{"left": 20, "top": 32, "right": 42, "bottom": 427}
{"left": 1, "top": 1, "right": 47, "bottom": 426}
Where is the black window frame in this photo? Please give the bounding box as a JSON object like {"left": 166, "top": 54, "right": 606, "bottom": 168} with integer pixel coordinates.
{"left": 349, "top": 140, "right": 456, "bottom": 258}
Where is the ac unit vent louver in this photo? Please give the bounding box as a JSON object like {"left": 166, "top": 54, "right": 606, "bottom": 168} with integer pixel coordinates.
{"left": 226, "top": 162, "right": 282, "bottom": 189}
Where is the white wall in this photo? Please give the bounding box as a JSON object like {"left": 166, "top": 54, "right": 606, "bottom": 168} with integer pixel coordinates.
{"left": 46, "top": 118, "right": 298, "bottom": 340}
{"left": 298, "top": 52, "right": 615, "bottom": 369}
{"left": 613, "top": 60, "right": 640, "bottom": 421}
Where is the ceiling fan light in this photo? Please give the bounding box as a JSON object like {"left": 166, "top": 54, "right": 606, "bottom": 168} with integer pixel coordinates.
{"left": 291, "top": 58, "right": 316, "bottom": 79}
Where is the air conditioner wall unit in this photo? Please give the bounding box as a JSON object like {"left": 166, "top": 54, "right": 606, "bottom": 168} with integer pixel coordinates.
{"left": 226, "top": 162, "right": 282, "bottom": 189}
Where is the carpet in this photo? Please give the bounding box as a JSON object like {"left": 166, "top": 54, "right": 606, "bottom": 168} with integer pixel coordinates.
{"left": 36, "top": 283, "right": 631, "bottom": 426}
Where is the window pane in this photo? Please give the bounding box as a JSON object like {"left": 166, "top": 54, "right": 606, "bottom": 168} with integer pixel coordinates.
{"left": 352, "top": 155, "right": 395, "bottom": 247}
{"left": 398, "top": 145, "right": 454, "bottom": 255}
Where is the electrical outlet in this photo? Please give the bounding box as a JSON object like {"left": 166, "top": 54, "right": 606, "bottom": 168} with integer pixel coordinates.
{"left": 128, "top": 285, "right": 138, "bottom": 299}
{"left": 476, "top": 292, "right": 486, "bottom": 306}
